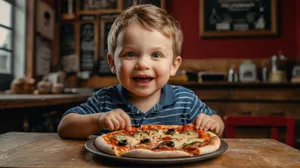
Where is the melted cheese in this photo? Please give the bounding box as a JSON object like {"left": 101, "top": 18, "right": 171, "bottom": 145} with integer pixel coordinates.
{"left": 184, "top": 138, "right": 205, "bottom": 144}
{"left": 114, "top": 135, "right": 139, "bottom": 146}
{"left": 173, "top": 139, "right": 185, "bottom": 149}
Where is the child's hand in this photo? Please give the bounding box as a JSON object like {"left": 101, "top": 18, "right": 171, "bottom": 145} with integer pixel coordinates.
{"left": 97, "top": 109, "right": 132, "bottom": 131}
{"left": 193, "top": 113, "right": 221, "bottom": 135}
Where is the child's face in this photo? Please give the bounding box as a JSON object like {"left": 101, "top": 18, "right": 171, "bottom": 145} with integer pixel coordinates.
{"left": 108, "top": 23, "right": 181, "bottom": 98}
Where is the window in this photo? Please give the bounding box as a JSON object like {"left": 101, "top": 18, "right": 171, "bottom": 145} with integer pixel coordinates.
{"left": 0, "top": 0, "right": 14, "bottom": 74}
{"left": 0, "top": 0, "right": 26, "bottom": 90}
{"left": 0, "top": 0, "right": 26, "bottom": 77}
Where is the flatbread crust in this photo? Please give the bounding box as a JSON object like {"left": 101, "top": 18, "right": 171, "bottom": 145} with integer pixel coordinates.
{"left": 95, "top": 124, "right": 221, "bottom": 158}
{"left": 121, "top": 149, "right": 192, "bottom": 158}
{"left": 193, "top": 132, "right": 220, "bottom": 155}
{"left": 95, "top": 136, "right": 116, "bottom": 155}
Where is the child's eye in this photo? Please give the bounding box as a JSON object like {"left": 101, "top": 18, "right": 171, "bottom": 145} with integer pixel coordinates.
{"left": 152, "top": 53, "right": 162, "bottom": 58}
{"left": 123, "top": 52, "right": 136, "bottom": 58}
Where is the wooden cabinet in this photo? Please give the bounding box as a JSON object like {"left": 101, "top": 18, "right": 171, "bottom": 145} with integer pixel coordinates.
{"left": 206, "top": 102, "right": 300, "bottom": 119}
{"left": 185, "top": 83, "right": 300, "bottom": 118}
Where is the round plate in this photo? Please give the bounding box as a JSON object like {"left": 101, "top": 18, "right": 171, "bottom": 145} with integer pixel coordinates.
{"left": 85, "top": 137, "right": 228, "bottom": 165}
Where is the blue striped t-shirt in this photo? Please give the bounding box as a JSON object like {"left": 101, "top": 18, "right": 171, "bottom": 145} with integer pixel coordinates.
{"left": 64, "top": 84, "right": 215, "bottom": 133}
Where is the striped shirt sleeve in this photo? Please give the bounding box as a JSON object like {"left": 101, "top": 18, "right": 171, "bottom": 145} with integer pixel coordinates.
{"left": 189, "top": 92, "right": 216, "bottom": 122}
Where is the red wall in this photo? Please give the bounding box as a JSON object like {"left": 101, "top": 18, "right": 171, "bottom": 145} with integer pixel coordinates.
{"left": 169, "top": 0, "right": 297, "bottom": 59}
{"left": 297, "top": 0, "right": 300, "bottom": 58}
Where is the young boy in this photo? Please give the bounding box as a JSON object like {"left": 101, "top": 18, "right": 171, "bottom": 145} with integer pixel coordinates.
{"left": 58, "top": 4, "right": 224, "bottom": 139}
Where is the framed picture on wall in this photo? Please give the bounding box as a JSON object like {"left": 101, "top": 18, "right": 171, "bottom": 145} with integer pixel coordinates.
{"left": 79, "top": 0, "right": 123, "bottom": 14}
{"left": 199, "top": 0, "right": 279, "bottom": 38}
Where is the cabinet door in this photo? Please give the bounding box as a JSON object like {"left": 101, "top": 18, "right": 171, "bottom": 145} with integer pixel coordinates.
{"left": 194, "top": 89, "right": 229, "bottom": 100}
{"left": 231, "top": 89, "right": 300, "bottom": 101}
{"left": 206, "top": 102, "right": 260, "bottom": 117}
{"left": 258, "top": 103, "right": 300, "bottom": 119}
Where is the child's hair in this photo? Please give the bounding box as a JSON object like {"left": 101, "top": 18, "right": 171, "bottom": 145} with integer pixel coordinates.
{"left": 107, "top": 4, "right": 183, "bottom": 57}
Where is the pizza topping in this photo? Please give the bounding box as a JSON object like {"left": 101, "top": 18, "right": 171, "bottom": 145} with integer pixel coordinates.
{"left": 158, "top": 141, "right": 175, "bottom": 148}
{"left": 113, "top": 134, "right": 139, "bottom": 146}
{"left": 140, "top": 138, "right": 151, "bottom": 144}
{"left": 183, "top": 125, "right": 194, "bottom": 131}
{"left": 148, "top": 129, "right": 159, "bottom": 136}
{"left": 182, "top": 131, "right": 199, "bottom": 138}
{"left": 162, "top": 136, "right": 172, "bottom": 140}
{"left": 133, "top": 131, "right": 149, "bottom": 140}
{"left": 114, "top": 134, "right": 128, "bottom": 141}
{"left": 117, "top": 140, "right": 128, "bottom": 146}
{"left": 165, "top": 128, "right": 176, "bottom": 135}
{"left": 96, "top": 124, "right": 221, "bottom": 158}
{"left": 183, "top": 141, "right": 202, "bottom": 148}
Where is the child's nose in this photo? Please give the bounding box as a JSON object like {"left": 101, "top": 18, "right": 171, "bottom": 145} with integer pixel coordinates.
{"left": 135, "top": 56, "right": 150, "bottom": 70}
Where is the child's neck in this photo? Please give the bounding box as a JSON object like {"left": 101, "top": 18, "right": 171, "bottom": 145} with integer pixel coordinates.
{"left": 129, "top": 90, "right": 161, "bottom": 113}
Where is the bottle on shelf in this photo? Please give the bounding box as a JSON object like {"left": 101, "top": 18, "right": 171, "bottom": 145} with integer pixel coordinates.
{"left": 269, "top": 50, "right": 287, "bottom": 83}
{"left": 228, "top": 65, "right": 238, "bottom": 82}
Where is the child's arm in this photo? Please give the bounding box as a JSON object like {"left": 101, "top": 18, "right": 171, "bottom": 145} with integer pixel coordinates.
{"left": 57, "top": 113, "right": 101, "bottom": 139}
{"left": 193, "top": 113, "right": 224, "bottom": 137}
{"left": 58, "top": 109, "right": 132, "bottom": 139}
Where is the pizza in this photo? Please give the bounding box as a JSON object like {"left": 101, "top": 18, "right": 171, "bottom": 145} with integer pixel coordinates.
{"left": 94, "top": 124, "right": 221, "bottom": 158}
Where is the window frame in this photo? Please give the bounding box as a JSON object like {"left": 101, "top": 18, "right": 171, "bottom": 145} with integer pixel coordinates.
{"left": 0, "top": 0, "right": 15, "bottom": 74}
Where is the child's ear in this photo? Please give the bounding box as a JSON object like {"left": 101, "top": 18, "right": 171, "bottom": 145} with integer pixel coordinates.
{"left": 107, "top": 54, "right": 116, "bottom": 74}
{"left": 170, "top": 56, "right": 182, "bottom": 76}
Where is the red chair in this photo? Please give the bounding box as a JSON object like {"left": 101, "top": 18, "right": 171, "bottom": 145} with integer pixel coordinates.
{"left": 223, "top": 116, "right": 295, "bottom": 147}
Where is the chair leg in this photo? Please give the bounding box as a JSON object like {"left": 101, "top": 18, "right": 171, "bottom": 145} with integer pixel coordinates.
{"left": 286, "top": 119, "right": 295, "bottom": 147}
{"left": 271, "top": 127, "right": 279, "bottom": 140}
{"left": 226, "top": 126, "right": 235, "bottom": 138}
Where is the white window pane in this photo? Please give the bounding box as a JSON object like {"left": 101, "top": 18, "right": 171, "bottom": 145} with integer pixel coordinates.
{"left": 0, "top": 49, "right": 11, "bottom": 74}
{"left": 0, "top": 0, "right": 12, "bottom": 27}
{"left": 0, "top": 27, "right": 12, "bottom": 50}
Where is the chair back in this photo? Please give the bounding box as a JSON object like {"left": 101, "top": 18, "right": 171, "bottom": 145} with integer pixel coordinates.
{"left": 223, "top": 116, "right": 295, "bottom": 147}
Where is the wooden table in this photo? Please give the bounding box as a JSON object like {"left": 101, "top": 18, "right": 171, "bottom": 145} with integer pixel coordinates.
{"left": 1, "top": 132, "right": 300, "bottom": 168}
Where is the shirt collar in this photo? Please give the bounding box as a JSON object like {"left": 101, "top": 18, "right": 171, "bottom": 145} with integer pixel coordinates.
{"left": 113, "top": 84, "right": 130, "bottom": 104}
{"left": 159, "top": 84, "right": 176, "bottom": 107}
{"left": 113, "top": 84, "right": 176, "bottom": 106}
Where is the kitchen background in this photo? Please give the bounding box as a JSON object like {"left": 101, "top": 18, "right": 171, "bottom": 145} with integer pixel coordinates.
{"left": 0, "top": 0, "right": 300, "bottom": 149}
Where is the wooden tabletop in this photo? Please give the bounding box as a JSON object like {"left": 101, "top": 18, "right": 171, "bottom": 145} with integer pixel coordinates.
{"left": 0, "top": 132, "right": 299, "bottom": 168}
{"left": 0, "top": 94, "right": 91, "bottom": 109}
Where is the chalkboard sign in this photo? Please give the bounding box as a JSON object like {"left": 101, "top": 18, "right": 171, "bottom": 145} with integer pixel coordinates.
{"left": 80, "top": 23, "right": 95, "bottom": 71}
{"left": 199, "top": 0, "right": 278, "bottom": 38}
{"left": 97, "top": 16, "right": 118, "bottom": 75}
{"left": 36, "top": 34, "right": 51, "bottom": 76}
{"left": 60, "top": 24, "right": 75, "bottom": 56}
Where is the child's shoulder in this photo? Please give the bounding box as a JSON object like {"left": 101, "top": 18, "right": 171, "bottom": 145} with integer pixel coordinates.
{"left": 168, "top": 84, "right": 194, "bottom": 95}
{"left": 93, "top": 85, "right": 118, "bottom": 96}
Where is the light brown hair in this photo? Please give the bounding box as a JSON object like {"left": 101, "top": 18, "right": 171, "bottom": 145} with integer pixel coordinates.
{"left": 107, "top": 4, "right": 183, "bottom": 57}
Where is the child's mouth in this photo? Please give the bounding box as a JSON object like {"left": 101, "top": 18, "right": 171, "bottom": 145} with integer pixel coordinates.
{"left": 132, "top": 76, "right": 154, "bottom": 83}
